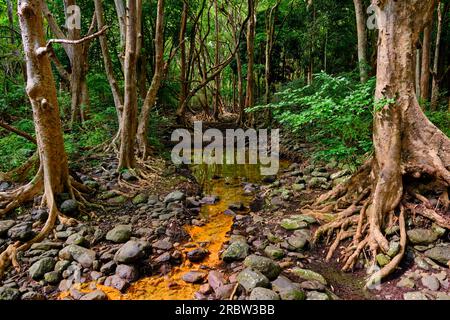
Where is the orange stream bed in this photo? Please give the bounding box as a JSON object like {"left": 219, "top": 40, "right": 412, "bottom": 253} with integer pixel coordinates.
{"left": 63, "top": 179, "right": 252, "bottom": 300}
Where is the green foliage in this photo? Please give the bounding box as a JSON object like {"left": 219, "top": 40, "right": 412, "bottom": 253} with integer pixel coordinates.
{"left": 427, "top": 111, "right": 450, "bottom": 137}
{"left": 0, "top": 126, "right": 36, "bottom": 173}
{"left": 249, "top": 72, "right": 375, "bottom": 164}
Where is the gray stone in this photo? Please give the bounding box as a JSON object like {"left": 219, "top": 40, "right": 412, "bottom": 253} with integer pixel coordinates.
{"left": 421, "top": 275, "right": 440, "bottom": 291}
{"left": 116, "top": 264, "right": 138, "bottom": 282}
{"left": 187, "top": 248, "right": 209, "bottom": 262}
{"left": 0, "top": 287, "right": 20, "bottom": 300}
{"left": 30, "top": 241, "right": 62, "bottom": 251}
{"left": 407, "top": 229, "right": 439, "bottom": 245}
{"left": 306, "top": 291, "right": 329, "bottom": 300}
{"left": 164, "top": 191, "right": 185, "bottom": 203}
{"left": 44, "top": 271, "right": 60, "bottom": 284}
{"left": 0, "top": 220, "right": 15, "bottom": 237}
{"left": 387, "top": 241, "right": 400, "bottom": 258}
{"left": 249, "top": 287, "right": 280, "bottom": 300}
{"left": 376, "top": 254, "right": 391, "bottom": 267}
{"left": 55, "top": 260, "right": 71, "bottom": 273}
{"left": 114, "top": 240, "right": 151, "bottom": 264}
{"left": 243, "top": 255, "right": 281, "bottom": 280}
{"left": 291, "top": 268, "right": 327, "bottom": 285}
{"left": 403, "top": 292, "right": 428, "bottom": 300}
{"left": 264, "top": 246, "right": 285, "bottom": 260}
{"left": 271, "top": 275, "right": 305, "bottom": 300}
{"left": 29, "top": 257, "right": 55, "bottom": 280}
{"left": 7, "top": 222, "right": 35, "bottom": 241}
{"left": 58, "top": 244, "right": 96, "bottom": 268}
{"left": 100, "top": 261, "right": 117, "bottom": 275}
{"left": 208, "top": 271, "right": 225, "bottom": 292}
{"left": 104, "top": 275, "right": 129, "bottom": 292}
{"left": 80, "top": 290, "right": 108, "bottom": 300}
{"left": 397, "top": 277, "right": 415, "bottom": 289}
{"left": 152, "top": 239, "right": 173, "bottom": 250}
{"left": 222, "top": 241, "right": 249, "bottom": 262}
{"left": 292, "top": 184, "right": 306, "bottom": 192}
{"left": 330, "top": 170, "right": 350, "bottom": 180}
{"left": 182, "top": 271, "right": 206, "bottom": 283}
{"left": 308, "top": 177, "right": 328, "bottom": 188}
{"left": 424, "top": 244, "right": 450, "bottom": 265}
{"left": 132, "top": 193, "right": 148, "bottom": 205}
{"left": 106, "top": 225, "right": 132, "bottom": 243}
{"left": 65, "top": 233, "right": 89, "bottom": 247}
{"left": 280, "top": 219, "right": 307, "bottom": 231}
{"left": 21, "top": 291, "right": 45, "bottom": 300}
{"left": 237, "top": 268, "right": 270, "bottom": 292}
{"left": 60, "top": 199, "right": 79, "bottom": 216}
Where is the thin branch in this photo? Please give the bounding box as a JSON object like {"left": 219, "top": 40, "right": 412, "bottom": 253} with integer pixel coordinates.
{"left": 0, "top": 121, "right": 36, "bottom": 144}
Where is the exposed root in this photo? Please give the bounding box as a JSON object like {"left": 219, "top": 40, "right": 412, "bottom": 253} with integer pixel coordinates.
{"left": 0, "top": 152, "right": 39, "bottom": 183}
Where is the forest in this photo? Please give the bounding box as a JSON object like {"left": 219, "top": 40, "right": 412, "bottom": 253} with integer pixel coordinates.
{"left": 0, "top": 0, "right": 449, "bottom": 302}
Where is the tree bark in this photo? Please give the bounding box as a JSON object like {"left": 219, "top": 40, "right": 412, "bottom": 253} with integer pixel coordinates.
{"left": 241, "top": 0, "right": 256, "bottom": 124}
{"left": 353, "top": 0, "right": 368, "bottom": 83}
{"left": 430, "top": 1, "right": 444, "bottom": 110}
{"left": 118, "top": 0, "right": 139, "bottom": 169}
{"left": 264, "top": 0, "right": 281, "bottom": 104}
{"left": 420, "top": 20, "right": 433, "bottom": 101}
{"left": 136, "top": 0, "right": 165, "bottom": 159}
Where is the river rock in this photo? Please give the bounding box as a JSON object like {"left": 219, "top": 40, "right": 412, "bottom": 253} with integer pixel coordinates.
{"left": 21, "top": 291, "right": 45, "bottom": 300}
{"left": 116, "top": 264, "right": 138, "bottom": 282}
{"left": 280, "top": 219, "right": 307, "bottom": 231}
{"left": 104, "top": 275, "right": 129, "bottom": 292}
{"left": 153, "top": 238, "right": 173, "bottom": 250}
{"left": 65, "top": 233, "right": 89, "bottom": 247}
{"left": 264, "top": 246, "right": 285, "bottom": 260}
{"left": 29, "top": 257, "right": 55, "bottom": 280}
{"left": 7, "top": 222, "right": 35, "bottom": 241}
{"left": 271, "top": 275, "right": 305, "bottom": 300}
{"left": 182, "top": 271, "right": 207, "bottom": 283}
{"left": 60, "top": 199, "right": 79, "bottom": 216}
{"left": 308, "top": 177, "right": 328, "bottom": 188}
{"left": 403, "top": 292, "right": 428, "bottom": 300}
{"left": 132, "top": 193, "right": 148, "bottom": 205}
{"left": 100, "top": 261, "right": 117, "bottom": 275}
{"left": 424, "top": 244, "right": 450, "bottom": 265}
{"left": 237, "top": 268, "right": 270, "bottom": 292}
{"left": 229, "top": 202, "right": 245, "bottom": 211}
{"left": 55, "top": 260, "right": 71, "bottom": 273}
{"left": 0, "top": 220, "right": 15, "bottom": 237}
{"left": 249, "top": 287, "right": 280, "bottom": 300}
{"left": 59, "top": 245, "right": 96, "bottom": 268}
{"left": 31, "top": 241, "right": 63, "bottom": 251}
{"left": 291, "top": 268, "right": 327, "bottom": 285}
{"left": 106, "top": 225, "right": 132, "bottom": 243}
{"left": 397, "top": 276, "right": 415, "bottom": 289}
{"left": 421, "top": 275, "right": 440, "bottom": 291}
{"left": 164, "top": 191, "right": 185, "bottom": 203}
{"left": 44, "top": 271, "right": 60, "bottom": 284}
{"left": 0, "top": 287, "right": 20, "bottom": 301}
{"left": 306, "top": 291, "right": 329, "bottom": 300}
{"left": 114, "top": 240, "right": 151, "bottom": 263}
{"left": 187, "top": 248, "right": 209, "bottom": 262}
{"left": 208, "top": 271, "right": 225, "bottom": 292}
{"left": 287, "top": 230, "right": 311, "bottom": 251}
{"left": 222, "top": 240, "right": 249, "bottom": 262}
{"left": 80, "top": 290, "right": 108, "bottom": 300}
{"left": 407, "top": 229, "right": 439, "bottom": 245}
{"left": 243, "top": 255, "right": 281, "bottom": 280}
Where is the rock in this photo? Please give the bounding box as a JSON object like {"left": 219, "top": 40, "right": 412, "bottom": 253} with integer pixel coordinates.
{"left": 376, "top": 254, "right": 391, "bottom": 267}
{"left": 80, "top": 290, "right": 108, "bottom": 300}
{"left": 7, "top": 222, "right": 35, "bottom": 241}
{"left": 0, "top": 181, "right": 10, "bottom": 192}
{"left": 249, "top": 287, "right": 280, "bottom": 300}
{"left": 109, "top": 196, "right": 128, "bottom": 204}
{"left": 31, "top": 241, "right": 63, "bottom": 251}
{"left": 403, "top": 292, "right": 428, "bottom": 300}
{"left": 187, "top": 248, "right": 209, "bottom": 262}
{"left": 287, "top": 230, "right": 310, "bottom": 251}
{"left": 60, "top": 199, "right": 79, "bottom": 216}
{"left": 29, "top": 257, "right": 56, "bottom": 280}
{"left": 155, "top": 252, "right": 171, "bottom": 263}
{"left": 54, "top": 260, "right": 71, "bottom": 273}
{"left": 237, "top": 268, "right": 270, "bottom": 292}
{"left": 262, "top": 175, "right": 277, "bottom": 184}
{"left": 222, "top": 240, "right": 249, "bottom": 262}
{"left": 121, "top": 171, "right": 136, "bottom": 181}
{"left": 397, "top": 277, "right": 415, "bottom": 289}
{"left": 387, "top": 241, "right": 400, "bottom": 257}
{"left": 59, "top": 245, "right": 96, "bottom": 268}
{"left": 280, "top": 219, "right": 307, "bottom": 231}
{"left": 132, "top": 193, "right": 148, "bottom": 205}
{"left": 152, "top": 239, "right": 173, "bottom": 250}
{"left": 264, "top": 246, "right": 285, "bottom": 260}
{"left": 306, "top": 291, "right": 329, "bottom": 300}
{"left": 21, "top": 291, "right": 45, "bottom": 300}
{"left": 435, "top": 292, "right": 450, "bottom": 300}
{"left": 299, "top": 280, "right": 326, "bottom": 291}
{"left": 228, "top": 202, "right": 245, "bottom": 211}
{"left": 308, "top": 177, "right": 328, "bottom": 188}
{"left": 114, "top": 240, "right": 151, "bottom": 264}
{"left": 100, "top": 261, "right": 117, "bottom": 275}
{"left": 271, "top": 275, "right": 305, "bottom": 300}
{"left": 201, "top": 195, "right": 220, "bottom": 204}
{"left": 208, "top": 271, "right": 225, "bottom": 292}
{"left": 421, "top": 275, "right": 440, "bottom": 291}
{"left": 215, "top": 284, "right": 236, "bottom": 299}
{"left": 311, "top": 171, "right": 330, "bottom": 179}
{"left": 292, "top": 184, "right": 306, "bottom": 192}
{"left": 0, "top": 220, "right": 15, "bottom": 237}
{"left": 407, "top": 229, "right": 439, "bottom": 245}
{"left": 0, "top": 287, "right": 20, "bottom": 300}
{"left": 330, "top": 170, "right": 350, "bottom": 180}
{"left": 116, "top": 264, "right": 138, "bottom": 282}
{"left": 65, "top": 233, "right": 89, "bottom": 247}
{"left": 414, "top": 256, "right": 430, "bottom": 270}
{"left": 104, "top": 275, "right": 129, "bottom": 292}
{"left": 182, "top": 271, "right": 206, "bottom": 283}
{"left": 424, "top": 244, "right": 450, "bottom": 265}
{"left": 164, "top": 191, "right": 185, "bottom": 203}
{"left": 243, "top": 255, "right": 281, "bottom": 280}
{"left": 291, "top": 268, "right": 327, "bottom": 285}
{"left": 106, "top": 225, "right": 132, "bottom": 243}
{"left": 44, "top": 271, "right": 60, "bottom": 284}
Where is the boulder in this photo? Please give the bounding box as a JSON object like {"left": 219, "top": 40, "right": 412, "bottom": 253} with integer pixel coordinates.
{"left": 221, "top": 240, "right": 249, "bottom": 262}
{"left": 291, "top": 268, "right": 327, "bottom": 285}
{"left": 182, "top": 271, "right": 207, "bottom": 283}
{"left": 249, "top": 287, "right": 280, "bottom": 300}
{"left": 0, "top": 220, "right": 15, "bottom": 237}
{"left": 264, "top": 246, "right": 285, "bottom": 260}
{"left": 271, "top": 275, "right": 305, "bottom": 300}
{"left": 60, "top": 199, "right": 79, "bottom": 216}
{"left": 164, "top": 191, "right": 185, "bottom": 203}
{"left": 106, "top": 225, "right": 132, "bottom": 243}
{"left": 59, "top": 244, "right": 96, "bottom": 268}
{"left": 114, "top": 240, "right": 151, "bottom": 264}
{"left": 424, "top": 244, "right": 450, "bottom": 265}
{"left": 243, "top": 255, "right": 281, "bottom": 280}
{"left": 407, "top": 229, "right": 439, "bottom": 245}
{"left": 0, "top": 287, "right": 20, "bottom": 301}
{"left": 80, "top": 290, "right": 108, "bottom": 300}
{"left": 29, "top": 257, "right": 55, "bottom": 280}
{"left": 237, "top": 268, "right": 270, "bottom": 292}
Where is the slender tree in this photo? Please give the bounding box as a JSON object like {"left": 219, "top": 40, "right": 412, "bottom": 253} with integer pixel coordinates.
{"left": 353, "top": 0, "right": 368, "bottom": 83}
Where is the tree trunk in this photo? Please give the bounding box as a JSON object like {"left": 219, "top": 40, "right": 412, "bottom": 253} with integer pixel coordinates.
{"left": 213, "top": 0, "right": 221, "bottom": 120}
{"left": 420, "top": 20, "right": 433, "bottom": 101}
{"left": 264, "top": 0, "right": 280, "bottom": 104}
{"left": 119, "top": 0, "right": 139, "bottom": 169}
{"left": 430, "top": 1, "right": 444, "bottom": 110}
{"left": 136, "top": 0, "right": 165, "bottom": 159}
{"left": 242, "top": 0, "right": 256, "bottom": 124}
{"left": 114, "top": 0, "right": 127, "bottom": 68}
{"left": 6, "top": 0, "right": 15, "bottom": 44}
{"left": 178, "top": 2, "right": 188, "bottom": 118}
{"left": 353, "top": 0, "right": 368, "bottom": 83}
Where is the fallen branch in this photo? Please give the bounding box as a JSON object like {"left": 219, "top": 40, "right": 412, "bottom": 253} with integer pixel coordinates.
{"left": 0, "top": 120, "right": 36, "bottom": 144}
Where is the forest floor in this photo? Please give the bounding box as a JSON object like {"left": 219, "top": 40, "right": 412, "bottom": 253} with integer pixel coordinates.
{"left": 0, "top": 128, "right": 449, "bottom": 301}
